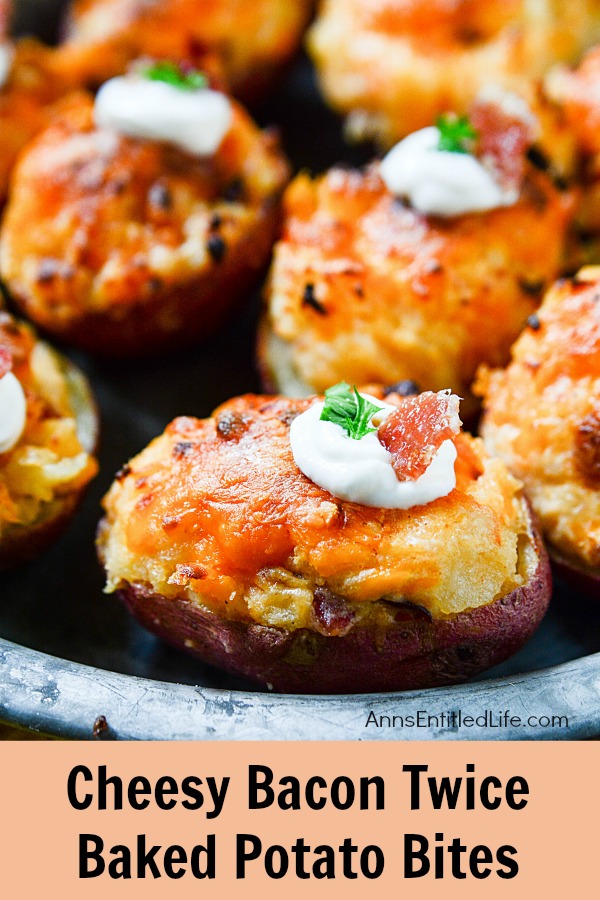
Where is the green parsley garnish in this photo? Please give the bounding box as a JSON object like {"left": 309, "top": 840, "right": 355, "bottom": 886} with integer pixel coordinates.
{"left": 436, "top": 113, "right": 478, "bottom": 154}
{"left": 320, "top": 382, "right": 381, "bottom": 441}
{"left": 142, "top": 61, "right": 208, "bottom": 91}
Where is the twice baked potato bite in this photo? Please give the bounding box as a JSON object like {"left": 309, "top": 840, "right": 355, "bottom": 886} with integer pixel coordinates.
{"left": 0, "top": 64, "right": 290, "bottom": 356}
{"left": 261, "top": 92, "right": 574, "bottom": 416}
{"left": 546, "top": 45, "right": 600, "bottom": 240}
{"left": 0, "top": 312, "right": 98, "bottom": 569}
{"left": 59, "top": 0, "right": 313, "bottom": 100}
{"left": 308, "top": 0, "right": 600, "bottom": 147}
{"left": 98, "top": 386, "right": 551, "bottom": 693}
{"left": 478, "top": 268, "right": 600, "bottom": 594}
{"left": 0, "top": 38, "right": 74, "bottom": 204}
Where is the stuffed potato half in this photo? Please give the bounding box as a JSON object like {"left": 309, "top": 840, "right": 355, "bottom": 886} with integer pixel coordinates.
{"left": 260, "top": 152, "right": 573, "bottom": 417}
{"left": 0, "top": 312, "right": 98, "bottom": 569}
{"left": 308, "top": 0, "right": 600, "bottom": 147}
{"left": 0, "top": 89, "right": 289, "bottom": 356}
{"left": 478, "top": 269, "right": 600, "bottom": 595}
{"left": 59, "top": 0, "right": 314, "bottom": 101}
{"left": 98, "top": 390, "right": 551, "bottom": 693}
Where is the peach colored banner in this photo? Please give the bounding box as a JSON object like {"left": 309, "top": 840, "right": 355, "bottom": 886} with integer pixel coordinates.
{"left": 0, "top": 742, "right": 596, "bottom": 897}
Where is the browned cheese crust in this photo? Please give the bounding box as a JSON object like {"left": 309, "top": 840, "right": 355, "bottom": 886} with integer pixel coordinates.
{"left": 262, "top": 163, "right": 573, "bottom": 417}
{"left": 478, "top": 269, "right": 600, "bottom": 585}
{"left": 58, "top": 0, "right": 313, "bottom": 101}
{"left": 308, "top": 0, "right": 600, "bottom": 147}
{"left": 98, "top": 391, "right": 550, "bottom": 691}
{"left": 0, "top": 92, "right": 290, "bottom": 356}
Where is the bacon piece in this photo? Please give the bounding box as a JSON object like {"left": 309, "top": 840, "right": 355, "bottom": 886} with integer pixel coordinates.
{"left": 470, "top": 90, "right": 536, "bottom": 194}
{"left": 0, "top": 346, "right": 12, "bottom": 379}
{"left": 312, "top": 587, "right": 355, "bottom": 636}
{"left": 377, "top": 391, "right": 461, "bottom": 482}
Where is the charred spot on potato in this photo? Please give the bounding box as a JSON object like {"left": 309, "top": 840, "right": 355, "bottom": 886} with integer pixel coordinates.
{"left": 302, "top": 283, "right": 327, "bottom": 315}
{"left": 526, "top": 146, "right": 551, "bottom": 173}
{"left": 527, "top": 313, "right": 541, "bottom": 331}
{"left": 148, "top": 182, "right": 173, "bottom": 211}
{"left": 207, "top": 234, "right": 226, "bottom": 263}
{"left": 574, "top": 409, "right": 600, "bottom": 483}
{"left": 520, "top": 279, "right": 544, "bottom": 298}
{"left": 115, "top": 463, "right": 132, "bottom": 482}
{"left": 384, "top": 380, "right": 421, "bottom": 397}
{"left": 215, "top": 411, "right": 251, "bottom": 441}
{"left": 172, "top": 441, "right": 196, "bottom": 460}
{"left": 37, "top": 259, "right": 61, "bottom": 284}
{"left": 354, "top": 283, "right": 364, "bottom": 297}
{"left": 423, "top": 259, "right": 443, "bottom": 275}
{"left": 455, "top": 27, "right": 485, "bottom": 46}
{"left": 312, "top": 587, "right": 356, "bottom": 636}
{"left": 222, "top": 177, "right": 245, "bottom": 202}
{"left": 104, "top": 175, "right": 130, "bottom": 198}
{"left": 526, "top": 147, "right": 568, "bottom": 191}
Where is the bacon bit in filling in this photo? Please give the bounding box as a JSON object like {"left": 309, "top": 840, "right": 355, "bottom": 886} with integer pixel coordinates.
{"left": 0, "top": 346, "right": 12, "bottom": 379}
{"left": 470, "top": 95, "right": 535, "bottom": 194}
{"left": 377, "top": 391, "right": 461, "bottom": 482}
{"left": 312, "top": 587, "right": 355, "bottom": 636}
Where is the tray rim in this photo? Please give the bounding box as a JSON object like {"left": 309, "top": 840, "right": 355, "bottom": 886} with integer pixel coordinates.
{"left": 1, "top": 637, "right": 598, "bottom": 741}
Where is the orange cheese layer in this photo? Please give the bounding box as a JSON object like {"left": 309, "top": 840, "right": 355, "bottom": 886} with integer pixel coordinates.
{"left": 100, "top": 392, "right": 533, "bottom": 628}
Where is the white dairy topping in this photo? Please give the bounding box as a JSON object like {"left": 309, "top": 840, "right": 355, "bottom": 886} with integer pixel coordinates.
{"left": 0, "top": 372, "right": 27, "bottom": 454}
{"left": 94, "top": 76, "right": 233, "bottom": 157}
{"left": 0, "top": 43, "right": 14, "bottom": 91}
{"left": 290, "top": 394, "right": 457, "bottom": 509}
{"left": 380, "top": 126, "right": 518, "bottom": 217}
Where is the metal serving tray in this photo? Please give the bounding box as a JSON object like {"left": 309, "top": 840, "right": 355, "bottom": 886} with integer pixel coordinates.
{"left": 1, "top": 1, "right": 599, "bottom": 740}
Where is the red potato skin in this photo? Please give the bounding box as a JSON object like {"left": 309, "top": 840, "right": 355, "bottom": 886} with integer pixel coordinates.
{"left": 114, "top": 525, "right": 551, "bottom": 694}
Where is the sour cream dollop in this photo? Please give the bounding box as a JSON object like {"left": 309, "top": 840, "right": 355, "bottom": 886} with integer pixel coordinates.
{"left": 0, "top": 372, "right": 27, "bottom": 454}
{"left": 380, "top": 126, "right": 518, "bottom": 217}
{"left": 0, "top": 43, "right": 14, "bottom": 91}
{"left": 94, "top": 76, "right": 233, "bottom": 157}
{"left": 290, "top": 394, "right": 457, "bottom": 509}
